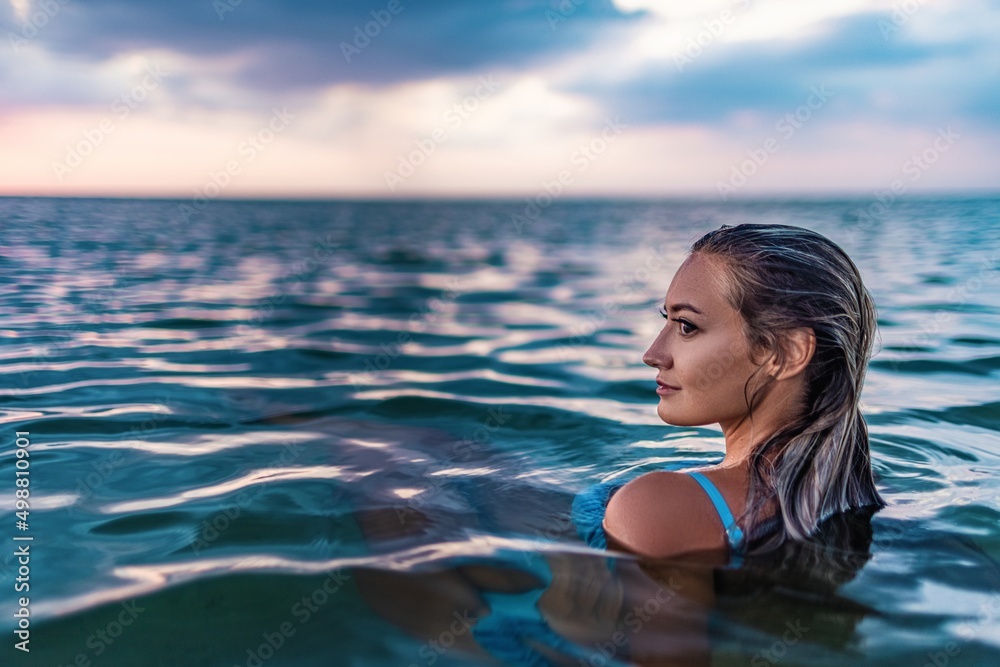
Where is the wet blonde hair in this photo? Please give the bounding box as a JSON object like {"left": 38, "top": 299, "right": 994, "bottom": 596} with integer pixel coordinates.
{"left": 690, "top": 223, "right": 885, "bottom": 551}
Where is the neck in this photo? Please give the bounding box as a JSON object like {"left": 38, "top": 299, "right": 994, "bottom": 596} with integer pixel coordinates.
{"left": 719, "top": 378, "right": 806, "bottom": 468}
{"left": 719, "top": 418, "right": 762, "bottom": 468}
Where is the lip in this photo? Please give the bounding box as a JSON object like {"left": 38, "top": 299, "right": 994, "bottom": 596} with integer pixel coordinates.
{"left": 656, "top": 380, "right": 680, "bottom": 395}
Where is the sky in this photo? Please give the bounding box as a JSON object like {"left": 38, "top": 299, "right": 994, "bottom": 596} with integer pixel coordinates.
{"left": 1, "top": 0, "right": 998, "bottom": 198}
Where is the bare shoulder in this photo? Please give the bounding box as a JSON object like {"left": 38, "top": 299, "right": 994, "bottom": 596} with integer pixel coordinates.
{"left": 602, "top": 470, "right": 729, "bottom": 559}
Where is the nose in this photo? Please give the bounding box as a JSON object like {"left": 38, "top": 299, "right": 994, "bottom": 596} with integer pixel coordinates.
{"left": 642, "top": 326, "right": 671, "bottom": 369}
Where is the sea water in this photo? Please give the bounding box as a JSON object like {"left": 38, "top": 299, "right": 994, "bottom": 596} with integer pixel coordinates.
{"left": 0, "top": 196, "right": 998, "bottom": 666}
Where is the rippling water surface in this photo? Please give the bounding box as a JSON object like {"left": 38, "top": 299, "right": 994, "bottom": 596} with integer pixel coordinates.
{"left": 1, "top": 197, "right": 998, "bottom": 666}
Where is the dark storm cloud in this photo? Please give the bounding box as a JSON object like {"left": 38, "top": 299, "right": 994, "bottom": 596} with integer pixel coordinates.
{"left": 3, "top": 0, "right": 645, "bottom": 92}
{"left": 4, "top": 0, "right": 998, "bottom": 134}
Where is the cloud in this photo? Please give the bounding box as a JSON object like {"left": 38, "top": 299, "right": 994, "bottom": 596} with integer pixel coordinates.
{"left": 562, "top": 11, "right": 991, "bottom": 127}
{"left": 3, "top": 0, "right": 646, "bottom": 96}
{"left": 2, "top": 0, "right": 999, "bottom": 197}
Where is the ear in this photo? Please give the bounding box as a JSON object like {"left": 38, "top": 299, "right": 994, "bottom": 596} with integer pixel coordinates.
{"left": 769, "top": 327, "right": 816, "bottom": 381}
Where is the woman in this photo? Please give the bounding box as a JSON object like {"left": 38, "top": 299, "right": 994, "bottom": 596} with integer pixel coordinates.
{"left": 597, "top": 222, "right": 886, "bottom": 560}
{"left": 353, "top": 222, "right": 886, "bottom": 665}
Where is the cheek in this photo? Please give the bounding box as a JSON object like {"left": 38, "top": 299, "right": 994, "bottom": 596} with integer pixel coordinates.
{"left": 681, "top": 340, "right": 749, "bottom": 394}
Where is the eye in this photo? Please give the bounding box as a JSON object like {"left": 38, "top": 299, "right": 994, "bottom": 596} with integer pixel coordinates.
{"left": 658, "top": 307, "right": 698, "bottom": 336}
{"left": 676, "top": 320, "right": 698, "bottom": 336}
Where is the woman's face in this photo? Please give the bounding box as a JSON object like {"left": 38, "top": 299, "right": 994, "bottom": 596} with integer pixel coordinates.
{"left": 643, "top": 252, "right": 769, "bottom": 429}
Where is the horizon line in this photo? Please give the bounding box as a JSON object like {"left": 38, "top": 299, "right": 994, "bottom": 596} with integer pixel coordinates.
{"left": 1, "top": 188, "right": 999, "bottom": 204}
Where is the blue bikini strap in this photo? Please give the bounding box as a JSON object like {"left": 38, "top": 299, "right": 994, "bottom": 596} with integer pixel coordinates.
{"left": 686, "top": 471, "right": 745, "bottom": 552}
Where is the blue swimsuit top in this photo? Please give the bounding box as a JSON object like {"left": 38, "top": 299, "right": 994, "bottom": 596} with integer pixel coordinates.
{"left": 468, "top": 465, "right": 748, "bottom": 666}
{"left": 571, "top": 468, "right": 747, "bottom": 563}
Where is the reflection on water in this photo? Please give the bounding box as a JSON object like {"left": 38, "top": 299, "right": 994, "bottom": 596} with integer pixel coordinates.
{"left": 0, "top": 197, "right": 998, "bottom": 666}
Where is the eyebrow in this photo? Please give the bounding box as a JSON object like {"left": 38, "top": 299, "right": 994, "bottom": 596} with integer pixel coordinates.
{"left": 666, "top": 302, "right": 704, "bottom": 315}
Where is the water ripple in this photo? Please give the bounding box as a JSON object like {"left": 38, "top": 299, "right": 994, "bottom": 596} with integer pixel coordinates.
{"left": 2, "top": 198, "right": 999, "bottom": 666}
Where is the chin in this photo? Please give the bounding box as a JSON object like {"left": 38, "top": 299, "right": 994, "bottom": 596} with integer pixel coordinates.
{"left": 656, "top": 408, "right": 685, "bottom": 426}
{"left": 656, "top": 406, "right": 703, "bottom": 427}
